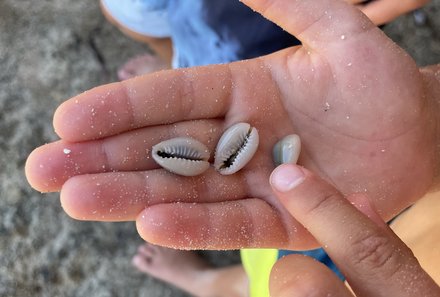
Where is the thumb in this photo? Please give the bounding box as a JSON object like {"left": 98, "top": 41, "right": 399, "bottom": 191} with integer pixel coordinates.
{"left": 240, "top": 0, "right": 375, "bottom": 48}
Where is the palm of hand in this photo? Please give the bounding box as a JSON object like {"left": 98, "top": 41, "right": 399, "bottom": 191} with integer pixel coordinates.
{"left": 270, "top": 35, "right": 436, "bottom": 223}
{"left": 26, "top": 4, "right": 437, "bottom": 250}
{"left": 203, "top": 37, "right": 435, "bottom": 248}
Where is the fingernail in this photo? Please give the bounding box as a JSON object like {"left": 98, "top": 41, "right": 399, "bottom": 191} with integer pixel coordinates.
{"left": 271, "top": 165, "right": 305, "bottom": 192}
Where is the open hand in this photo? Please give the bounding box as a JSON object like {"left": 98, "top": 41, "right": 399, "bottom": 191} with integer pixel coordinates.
{"left": 26, "top": 0, "right": 440, "bottom": 250}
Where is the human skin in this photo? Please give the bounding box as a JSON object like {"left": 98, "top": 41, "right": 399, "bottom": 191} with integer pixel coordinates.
{"left": 346, "top": 0, "right": 431, "bottom": 25}
{"left": 26, "top": 0, "right": 440, "bottom": 250}
{"left": 269, "top": 164, "right": 440, "bottom": 296}
{"left": 99, "top": 0, "right": 173, "bottom": 65}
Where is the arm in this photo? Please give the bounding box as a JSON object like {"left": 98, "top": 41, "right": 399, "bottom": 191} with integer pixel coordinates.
{"left": 346, "top": 0, "right": 431, "bottom": 25}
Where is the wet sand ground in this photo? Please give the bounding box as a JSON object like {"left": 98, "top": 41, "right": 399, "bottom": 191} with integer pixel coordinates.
{"left": 1, "top": 1, "right": 439, "bottom": 296}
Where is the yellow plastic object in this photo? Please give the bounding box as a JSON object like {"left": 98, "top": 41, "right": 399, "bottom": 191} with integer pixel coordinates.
{"left": 240, "top": 249, "right": 278, "bottom": 297}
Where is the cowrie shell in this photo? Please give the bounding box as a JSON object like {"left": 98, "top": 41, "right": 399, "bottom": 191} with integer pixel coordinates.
{"left": 214, "top": 122, "right": 259, "bottom": 175}
{"left": 272, "top": 134, "right": 301, "bottom": 166}
{"left": 152, "top": 137, "right": 210, "bottom": 176}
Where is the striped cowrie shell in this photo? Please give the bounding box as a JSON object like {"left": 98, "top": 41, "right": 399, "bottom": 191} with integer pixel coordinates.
{"left": 152, "top": 137, "right": 210, "bottom": 176}
{"left": 214, "top": 122, "right": 259, "bottom": 175}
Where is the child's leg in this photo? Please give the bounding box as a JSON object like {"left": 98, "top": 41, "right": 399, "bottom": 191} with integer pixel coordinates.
{"left": 100, "top": 0, "right": 173, "bottom": 65}
{"left": 132, "top": 243, "right": 248, "bottom": 297}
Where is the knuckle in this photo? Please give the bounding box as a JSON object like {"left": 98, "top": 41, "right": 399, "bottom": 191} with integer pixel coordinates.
{"left": 351, "top": 232, "right": 400, "bottom": 275}
{"left": 305, "top": 189, "right": 342, "bottom": 218}
{"left": 179, "top": 73, "right": 196, "bottom": 119}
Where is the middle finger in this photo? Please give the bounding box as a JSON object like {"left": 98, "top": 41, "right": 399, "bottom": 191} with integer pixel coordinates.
{"left": 26, "top": 119, "right": 223, "bottom": 192}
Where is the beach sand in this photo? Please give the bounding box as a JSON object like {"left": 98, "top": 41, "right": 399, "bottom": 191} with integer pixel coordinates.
{"left": 0, "top": 0, "right": 439, "bottom": 296}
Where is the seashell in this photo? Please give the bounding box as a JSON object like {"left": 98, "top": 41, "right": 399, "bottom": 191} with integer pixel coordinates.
{"left": 272, "top": 134, "right": 301, "bottom": 166}
{"left": 214, "top": 122, "right": 259, "bottom": 175}
{"left": 152, "top": 137, "right": 210, "bottom": 176}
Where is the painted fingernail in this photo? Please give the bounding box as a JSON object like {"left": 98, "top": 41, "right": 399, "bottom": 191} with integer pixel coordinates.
{"left": 271, "top": 165, "right": 305, "bottom": 192}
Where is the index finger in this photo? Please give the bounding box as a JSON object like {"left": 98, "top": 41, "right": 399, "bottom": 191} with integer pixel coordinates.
{"left": 270, "top": 164, "right": 440, "bottom": 297}
{"left": 54, "top": 65, "right": 231, "bottom": 141}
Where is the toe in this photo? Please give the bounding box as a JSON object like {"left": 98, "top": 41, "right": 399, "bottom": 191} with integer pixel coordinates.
{"left": 138, "top": 243, "right": 155, "bottom": 256}
{"left": 132, "top": 254, "right": 152, "bottom": 273}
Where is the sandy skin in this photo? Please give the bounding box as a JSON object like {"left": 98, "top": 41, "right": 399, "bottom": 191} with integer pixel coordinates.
{"left": 117, "top": 54, "right": 169, "bottom": 81}
{"left": 132, "top": 243, "right": 247, "bottom": 297}
{"left": 26, "top": 14, "right": 440, "bottom": 251}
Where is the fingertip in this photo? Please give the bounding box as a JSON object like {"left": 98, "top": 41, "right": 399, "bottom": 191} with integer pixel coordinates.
{"left": 270, "top": 164, "right": 306, "bottom": 193}
{"left": 25, "top": 147, "right": 45, "bottom": 191}
{"left": 60, "top": 176, "right": 89, "bottom": 220}
{"left": 270, "top": 254, "right": 350, "bottom": 297}
{"left": 135, "top": 209, "right": 151, "bottom": 242}
{"left": 136, "top": 204, "right": 200, "bottom": 249}
{"left": 26, "top": 140, "right": 96, "bottom": 193}
{"left": 25, "top": 145, "right": 61, "bottom": 193}
{"left": 136, "top": 206, "right": 173, "bottom": 246}
{"left": 137, "top": 203, "right": 212, "bottom": 249}
{"left": 53, "top": 94, "right": 88, "bottom": 142}
{"left": 53, "top": 82, "right": 126, "bottom": 142}
{"left": 53, "top": 100, "right": 69, "bottom": 140}
{"left": 60, "top": 175, "right": 118, "bottom": 221}
{"left": 60, "top": 174, "right": 136, "bottom": 222}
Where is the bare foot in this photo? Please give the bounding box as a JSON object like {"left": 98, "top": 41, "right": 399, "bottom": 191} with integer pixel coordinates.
{"left": 132, "top": 243, "right": 211, "bottom": 294}
{"left": 117, "top": 54, "right": 169, "bottom": 80}
{"left": 132, "top": 243, "right": 248, "bottom": 297}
